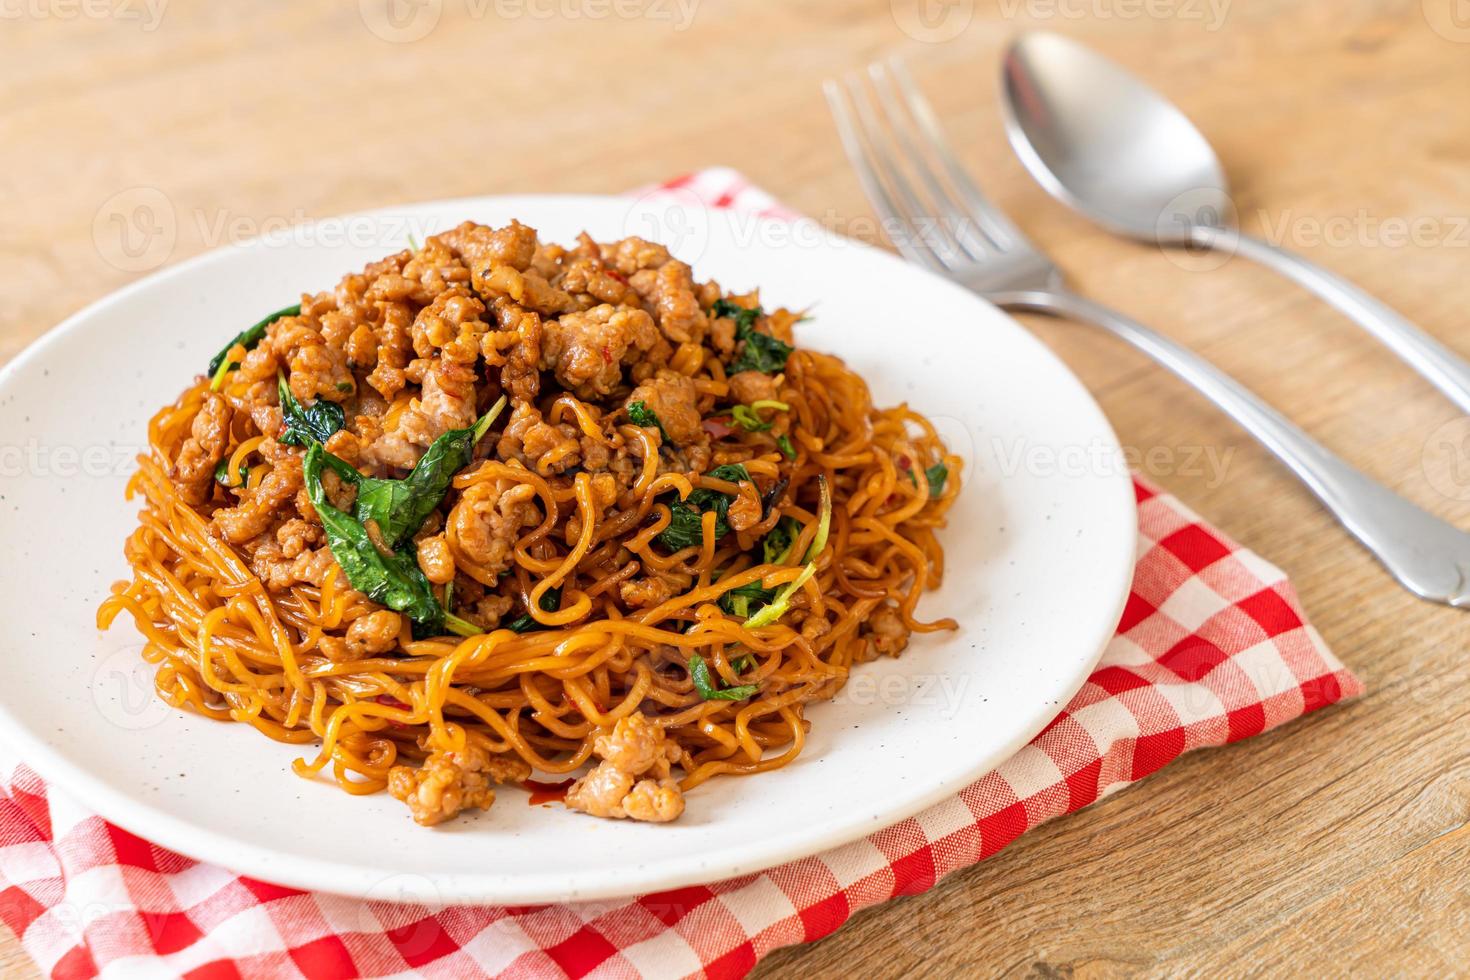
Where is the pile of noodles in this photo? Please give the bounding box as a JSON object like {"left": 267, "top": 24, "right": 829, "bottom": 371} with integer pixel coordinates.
{"left": 99, "top": 324, "right": 960, "bottom": 808}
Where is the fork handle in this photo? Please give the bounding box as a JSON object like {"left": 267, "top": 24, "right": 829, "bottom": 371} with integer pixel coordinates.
{"left": 989, "top": 286, "right": 1470, "bottom": 606}
{"left": 1193, "top": 226, "right": 1470, "bottom": 416}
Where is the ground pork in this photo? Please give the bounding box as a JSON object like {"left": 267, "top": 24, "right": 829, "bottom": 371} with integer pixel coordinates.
{"left": 565, "top": 713, "right": 684, "bottom": 823}
{"left": 482, "top": 301, "right": 543, "bottom": 404}
{"left": 557, "top": 252, "right": 639, "bottom": 309}
{"left": 248, "top": 539, "right": 336, "bottom": 592}
{"left": 448, "top": 479, "right": 541, "bottom": 577}
{"left": 416, "top": 534, "right": 456, "bottom": 585}
{"left": 726, "top": 482, "right": 762, "bottom": 533}
{"left": 619, "top": 575, "right": 674, "bottom": 609}
{"left": 318, "top": 610, "right": 403, "bottom": 662}
{"left": 496, "top": 403, "right": 608, "bottom": 476}
{"left": 387, "top": 742, "right": 530, "bottom": 827}
{"left": 540, "top": 304, "right": 662, "bottom": 399}
{"left": 213, "top": 451, "right": 304, "bottom": 544}
{"left": 863, "top": 604, "right": 910, "bottom": 658}
{"left": 627, "top": 370, "right": 702, "bottom": 446}
{"left": 628, "top": 258, "right": 707, "bottom": 345}
{"left": 360, "top": 356, "right": 478, "bottom": 471}
{"left": 727, "top": 370, "right": 780, "bottom": 405}
{"left": 438, "top": 218, "right": 539, "bottom": 273}
{"left": 410, "top": 288, "right": 487, "bottom": 362}
{"left": 366, "top": 302, "right": 415, "bottom": 402}
{"left": 172, "top": 393, "right": 232, "bottom": 506}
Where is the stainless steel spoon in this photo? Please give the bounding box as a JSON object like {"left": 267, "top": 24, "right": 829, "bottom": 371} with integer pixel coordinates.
{"left": 827, "top": 59, "right": 1470, "bottom": 608}
{"left": 1001, "top": 31, "right": 1470, "bottom": 415}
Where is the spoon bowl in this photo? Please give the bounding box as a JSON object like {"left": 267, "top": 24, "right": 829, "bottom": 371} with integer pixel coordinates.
{"left": 1001, "top": 31, "right": 1228, "bottom": 242}
{"left": 1001, "top": 30, "right": 1470, "bottom": 416}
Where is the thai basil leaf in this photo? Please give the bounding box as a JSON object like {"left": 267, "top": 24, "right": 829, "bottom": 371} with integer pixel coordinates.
{"left": 304, "top": 442, "right": 444, "bottom": 634}
{"left": 504, "top": 587, "right": 562, "bottom": 634}
{"left": 708, "top": 463, "right": 751, "bottom": 484}
{"left": 277, "top": 374, "right": 345, "bottom": 447}
{"left": 626, "top": 400, "right": 667, "bottom": 440}
{"left": 655, "top": 505, "right": 711, "bottom": 552}
{"left": 905, "top": 461, "right": 949, "bottom": 498}
{"left": 655, "top": 464, "right": 752, "bottom": 552}
{"left": 711, "top": 298, "right": 759, "bottom": 332}
{"left": 718, "top": 580, "right": 776, "bottom": 618}
{"left": 714, "top": 300, "right": 792, "bottom": 375}
{"left": 213, "top": 458, "right": 238, "bottom": 489}
{"left": 762, "top": 516, "right": 801, "bottom": 566}
{"left": 924, "top": 462, "right": 949, "bottom": 498}
{"left": 730, "top": 331, "right": 793, "bottom": 375}
{"left": 776, "top": 434, "right": 796, "bottom": 460}
{"left": 207, "top": 304, "right": 300, "bottom": 385}
{"left": 688, "top": 653, "right": 759, "bottom": 701}
{"left": 352, "top": 397, "right": 506, "bottom": 550}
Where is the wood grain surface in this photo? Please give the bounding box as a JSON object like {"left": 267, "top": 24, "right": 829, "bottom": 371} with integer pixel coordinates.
{"left": 4, "top": 1, "right": 1470, "bottom": 975}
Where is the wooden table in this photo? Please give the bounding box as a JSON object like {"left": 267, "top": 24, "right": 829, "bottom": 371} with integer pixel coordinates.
{"left": 5, "top": 1, "right": 1470, "bottom": 975}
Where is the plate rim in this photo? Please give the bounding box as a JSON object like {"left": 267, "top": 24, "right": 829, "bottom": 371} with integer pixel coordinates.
{"left": 0, "top": 193, "right": 1137, "bottom": 903}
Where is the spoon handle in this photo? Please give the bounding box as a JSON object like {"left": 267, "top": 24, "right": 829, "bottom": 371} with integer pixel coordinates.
{"left": 990, "top": 286, "right": 1470, "bottom": 606}
{"left": 1192, "top": 226, "right": 1470, "bottom": 415}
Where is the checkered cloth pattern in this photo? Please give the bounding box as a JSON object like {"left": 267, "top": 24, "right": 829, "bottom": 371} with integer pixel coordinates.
{"left": 0, "top": 172, "right": 1361, "bottom": 979}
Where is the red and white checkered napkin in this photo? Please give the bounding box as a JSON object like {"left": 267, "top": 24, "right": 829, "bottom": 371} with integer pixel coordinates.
{"left": 0, "top": 172, "right": 1362, "bottom": 979}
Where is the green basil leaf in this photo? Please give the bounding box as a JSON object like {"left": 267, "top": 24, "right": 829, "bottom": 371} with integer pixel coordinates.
{"left": 706, "top": 464, "right": 748, "bottom": 484}
{"left": 776, "top": 434, "right": 796, "bottom": 460}
{"left": 277, "top": 374, "right": 345, "bottom": 447}
{"left": 711, "top": 298, "right": 759, "bottom": 331}
{"left": 655, "top": 464, "right": 752, "bottom": 552}
{"left": 655, "top": 504, "right": 711, "bottom": 552}
{"left": 304, "top": 442, "right": 444, "bottom": 634}
{"left": 718, "top": 579, "right": 776, "bottom": 618}
{"left": 729, "top": 331, "right": 793, "bottom": 375}
{"left": 353, "top": 397, "right": 506, "bottom": 550}
{"left": 762, "top": 516, "right": 800, "bottom": 566}
{"left": 503, "top": 586, "right": 562, "bottom": 633}
{"left": 626, "top": 399, "right": 668, "bottom": 441}
{"left": 213, "top": 458, "right": 238, "bottom": 489}
{"left": 207, "top": 304, "right": 300, "bottom": 387}
{"left": 905, "top": 461, "right": 950, "bottom": 499}
{"left": 925, "top": 462, "right": 949, "bottom": 498}
{"left": 717, "top": 302, "right": 792, "bottom": 375}
{"left": 689, "top": 653, "right": 759, "bottom": 701}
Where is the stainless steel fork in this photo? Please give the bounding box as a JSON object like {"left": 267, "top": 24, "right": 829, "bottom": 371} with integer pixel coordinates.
{"left": 825, "top": 59, "right": 1470, "bottom": 608}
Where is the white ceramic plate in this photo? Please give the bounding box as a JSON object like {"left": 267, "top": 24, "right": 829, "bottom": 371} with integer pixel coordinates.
{"left": 0, "top": 195, "right": 1135, "bottom": 904}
